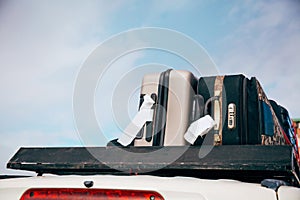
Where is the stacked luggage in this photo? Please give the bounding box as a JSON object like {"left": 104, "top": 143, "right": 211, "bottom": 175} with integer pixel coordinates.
{"left": 108, "top": 68, "right": 299, "bottom": 175}
{"left": 118, "top": 69, "right": 299, "bottom": 165}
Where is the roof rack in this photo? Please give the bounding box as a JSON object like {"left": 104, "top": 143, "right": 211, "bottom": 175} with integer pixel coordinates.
{"left": 7, "top": 145, "right": 300, "bottom": 186}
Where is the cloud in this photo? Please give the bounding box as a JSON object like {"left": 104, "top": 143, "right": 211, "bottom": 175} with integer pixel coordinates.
{"left": 217, "top": 0, "right": 300, "bottom": 117}
{"left": 0, "top": 129, "right": 80, "bottom": 175}
{"left": 0, "top": 1, "right": 127, "bottom": 174}
{"left": 1, "top": 0, "right": 299, "bottom": 176}
{"left": 150, "top": 0, "right": 194, "bottom": 13}
{"left": 0, "top": 0, "right": 129, "bottom": 128}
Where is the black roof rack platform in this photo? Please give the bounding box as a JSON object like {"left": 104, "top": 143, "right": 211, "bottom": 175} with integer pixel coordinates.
{"left": 7, "top": 145, "right": 300, "bottom": 186}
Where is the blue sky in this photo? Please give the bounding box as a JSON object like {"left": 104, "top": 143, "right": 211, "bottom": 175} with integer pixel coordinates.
{"left": 0, "top": 0, "right": 300, "bottom": 175}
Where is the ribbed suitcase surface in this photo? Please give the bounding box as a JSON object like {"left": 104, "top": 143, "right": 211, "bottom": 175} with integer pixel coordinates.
{"left": 134, "top": 69, "right": 197, "bottom": 146}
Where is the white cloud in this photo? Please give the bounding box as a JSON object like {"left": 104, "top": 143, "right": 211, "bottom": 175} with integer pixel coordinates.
{"left": 217, "top": 0, "right": 300, "bottom": 117}
{"left": 0, "top": 3, "right": 95, "bottom": 111}
{"left": 0, "top": 129, "right": 80, "bottom": 175}
{"left": 1, "top": 0, "right": 299, "bottom": 176}
{"left": 0, "top": 0, "right": 129, "bottom": 124}
{"left": 150, "top": 0, "right": 194, "bottom": 13}
{"left": 0, "top": 1, "right": 127, "bottom": 174}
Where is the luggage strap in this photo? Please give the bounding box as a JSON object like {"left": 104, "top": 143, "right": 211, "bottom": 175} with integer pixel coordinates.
{"left": 117, "top": 94, "right": 155, "bottom": 146}
{"left": 184, "top": 115, "right": 216, "bottom": 144}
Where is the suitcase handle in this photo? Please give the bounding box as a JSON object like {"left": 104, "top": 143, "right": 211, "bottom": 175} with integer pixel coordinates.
{"left": 136, "top": 93, "right": 157, "bottom": 141}
{"left": 136, "top": 94, "right": 146, "bottom": 139}
{"left": 204, "top": 96, "right": 222, "bottom": 145}
{"left": 204, "top": 96, "right": 220, "bottom": 115}
{"left": 204, "top": 96, "right": 222, "bottom": 129}
{"left": 145, "top": 93, "right": 157, "bottom": 142}
{"left": 190, "top": 95, "right": 205, "bottom": 123}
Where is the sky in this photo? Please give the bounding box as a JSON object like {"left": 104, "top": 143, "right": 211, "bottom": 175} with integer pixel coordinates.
{"left": 0, "top": 0, "right": 300, "bottom": 175}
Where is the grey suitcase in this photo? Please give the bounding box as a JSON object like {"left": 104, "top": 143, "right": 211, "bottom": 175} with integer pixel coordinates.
{"left": 134, "top": 69, "right": 197, "bottom": 146}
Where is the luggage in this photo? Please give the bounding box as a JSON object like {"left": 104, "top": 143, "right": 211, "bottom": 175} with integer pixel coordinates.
{"left": 113, "top": 71, "right": 287, "bottom": 148}
{"left": 195, "top": 74, "right": 286, "bottom": 146}
{"left": 269, "top": 100, "right": 299, "bottom": 163}
{"left": 134, "top": 69, "right": 197, "bottom": 146}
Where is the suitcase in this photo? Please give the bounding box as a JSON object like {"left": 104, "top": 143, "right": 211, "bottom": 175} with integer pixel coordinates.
{"left": 134, "top": 69, "right": 197, "bottom": 146}
{"left": 195, "top": 74, "right": 286, "bottom": 146}
{"left": 269, "top": 100, "right": 299, "bottom": 163}
{"left": 269, "top": 100, "right": 292, "bottom": 142}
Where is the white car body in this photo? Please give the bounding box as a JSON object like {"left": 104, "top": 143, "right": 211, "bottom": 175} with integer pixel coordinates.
{"left": 0, "top": 175, "right": 300, "bottom": 200}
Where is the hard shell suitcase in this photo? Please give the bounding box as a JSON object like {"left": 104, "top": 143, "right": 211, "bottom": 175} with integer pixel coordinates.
{"left": 196, "top": 74, "right": 286, "bottom": 146}
{"left": 134, "top": 69, "right": 197, "bottom": 146}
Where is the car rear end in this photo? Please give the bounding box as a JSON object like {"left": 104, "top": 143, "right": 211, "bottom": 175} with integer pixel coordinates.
{"left": 0, "top": 175, "right": 284, "bottom": 200}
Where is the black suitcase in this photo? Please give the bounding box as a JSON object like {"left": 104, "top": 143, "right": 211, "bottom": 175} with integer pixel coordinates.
{"left": 195, "top": 74, "right": 286, "bottom": 146}
{"left": 270, "top": 100, "right": 294, "bottom": 140}
{"left": 269, "top": 100, "right": 299, "bottom": 160}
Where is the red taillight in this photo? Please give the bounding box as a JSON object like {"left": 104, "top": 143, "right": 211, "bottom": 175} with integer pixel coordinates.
{"left": 20, "top": 188, "right": 164, "bottom": 200}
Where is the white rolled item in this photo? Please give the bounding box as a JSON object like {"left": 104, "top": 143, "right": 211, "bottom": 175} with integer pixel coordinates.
{"left": 184, "top": 115, "right": 216, "bottom": 144}
{"left": 117, "top": 95, "right": 154, "bottom": 146}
